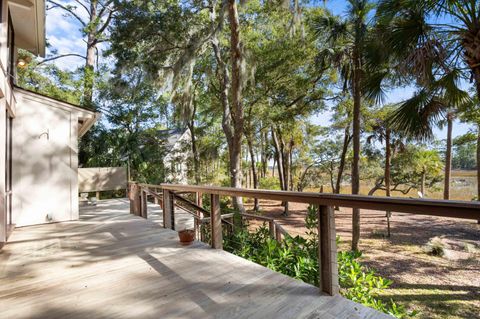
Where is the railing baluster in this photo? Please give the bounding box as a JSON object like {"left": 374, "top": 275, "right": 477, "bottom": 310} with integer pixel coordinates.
{"left": 163, "top": 189, "right": 175, "bottom": 230}
{"left": 210, "top": 194, "right": 222, "bottom": 249}
{"left": 141, "top": 189, "right": 148, "bottom": 218}
{"left": 318, "top": 205, "right": 339, "bottom": 296}
{"left": 268, "top": 220, "right": 274, "bottom": 239}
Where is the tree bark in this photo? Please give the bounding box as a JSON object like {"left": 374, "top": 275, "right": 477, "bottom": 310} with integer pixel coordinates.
{"left": 226, "top": 0, "right": 245, "bottom": 212}
{"left": 351, "top": 50, "right": 361, "bottom": 251}
{"left": 335, "top": 127, "right": 351, "bottom": 194}
{"left": 477, "top": 124, "right": 480, "bottom": 201}
{"left": 421, "top": 171, "right": 426, "bottom": 197}
{"left": 246, "top": 133, "right": 260, "bottom": 211}
{"left": 271, "top": 127, "right": 289, "bottom": 215}
{"left": 443, "top": 113, "right": 453, "bottom": 200}
{"left": 83, "top": 0, "right": 97, "bottom": 107}
{"left": 385, "top": 128, "right": 391, "bottom": 236}
{"left": 188, "top": 98, "right": 200, "bottom": 184}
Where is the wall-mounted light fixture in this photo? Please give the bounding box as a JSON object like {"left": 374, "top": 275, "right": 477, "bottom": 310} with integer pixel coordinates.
{"left": 17, "top": 56, "right": 32, "bottom": 68}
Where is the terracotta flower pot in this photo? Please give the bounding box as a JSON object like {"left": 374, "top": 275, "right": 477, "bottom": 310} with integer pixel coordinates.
{"left": 178, "top": 229, "right": 195, "bottom": 245}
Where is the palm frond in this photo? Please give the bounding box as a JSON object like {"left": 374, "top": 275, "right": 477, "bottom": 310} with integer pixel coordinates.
{"left": 388, "top": 89, "right": 446, "bottom": 141}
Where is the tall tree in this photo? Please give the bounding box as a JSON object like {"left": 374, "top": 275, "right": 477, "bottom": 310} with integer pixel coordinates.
{"left": 313, "top": 0, "right": 375, "bottom": 251}
{"left": 376, "top": 0, "right": 480, "bottom": 199}
{"left": 47, "top": 0, "right": 115, "bottom": 106}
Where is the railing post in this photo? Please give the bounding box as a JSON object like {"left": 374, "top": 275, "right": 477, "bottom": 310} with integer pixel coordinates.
{"left": 154, "top": 188, "right": 159, "bottom": 205}
{"left": 318, "top": 205, "right": 339, "bottom": 296}
{"left": 210, "top": 194, "right": 222, "bottom": 249}
{"left": 163, "top": 189, "right": 175, "bottom": 230}
{"left": 196, "top": 192, "right": 203, "bottom": 207}
{"left": 140, "top": 189, "right": 147, "bottom": 219}
{"left": 275, "top": 224, "right": 282, "bottom": 242}
{"left": 268, "top": 220, "right": 275, "bottom": 239}
{"left": 129, "top": 182, "right": 140, "bottom": 216}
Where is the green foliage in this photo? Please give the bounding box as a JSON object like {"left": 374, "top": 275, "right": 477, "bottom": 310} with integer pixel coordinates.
{"left": 16, "top": 50, "right": 84, "bottom": 105}
{"left": 224, "top": 205, "right": 414, "bottom": 318}
{"left": 259, "top": 176, "right": 281, "bottom": 190}
{"left": 452, "top": 133, "right": 477, "bottom": 170}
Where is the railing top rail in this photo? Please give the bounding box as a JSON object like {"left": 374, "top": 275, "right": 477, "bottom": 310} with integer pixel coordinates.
{"left": 157, "top": 184, "right": 480, "bottom": 220}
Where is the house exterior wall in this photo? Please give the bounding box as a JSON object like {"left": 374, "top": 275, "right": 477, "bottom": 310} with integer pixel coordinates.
{"left": 0, "top": 0, "right": 17, "bottom": 243}
{"left": 164, "top": 130, "right": 192, "bottom": 184}
{"left": 11, "top": 90, "right": 83, "bottom": 227}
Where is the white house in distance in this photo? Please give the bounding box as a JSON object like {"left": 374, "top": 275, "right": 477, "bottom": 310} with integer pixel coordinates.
{"left": 0, "top": 0, "right": 98, "bottom": 244}
{"left": 158, "top": 128, "right": 192, "bottom": 184}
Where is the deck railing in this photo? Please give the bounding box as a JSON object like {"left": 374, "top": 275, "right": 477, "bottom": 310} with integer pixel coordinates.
{"left": 128, "top": 182, "right": 480, "bottom": 296}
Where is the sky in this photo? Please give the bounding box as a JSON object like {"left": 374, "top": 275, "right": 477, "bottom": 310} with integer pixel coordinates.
{"left": 43, "top": 1, "right": 476, "bottom": 141}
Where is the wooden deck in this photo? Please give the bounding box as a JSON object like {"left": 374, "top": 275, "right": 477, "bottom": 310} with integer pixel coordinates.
{"left": 0, "top": 199, "right": 391, "bottom": 319}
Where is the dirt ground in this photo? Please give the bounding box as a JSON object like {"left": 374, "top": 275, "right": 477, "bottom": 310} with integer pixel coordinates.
{"left": 245, "top": 199, "right": 480, "bottom": 319}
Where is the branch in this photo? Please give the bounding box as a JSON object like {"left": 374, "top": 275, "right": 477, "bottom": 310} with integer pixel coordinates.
{"left": 74, "top": 0, "right": 91, "bottom": 18}
{"left": 47, "top": 0, "right": 86, "bottom": 27}
{"left": 97, "top": 0, "right": 115, "bottom": 20}
{"left": 37, "top": 53, "right": 87, "bottom": 67}
{"left": 95, "top": 7, "right": 116, "bottom": 38}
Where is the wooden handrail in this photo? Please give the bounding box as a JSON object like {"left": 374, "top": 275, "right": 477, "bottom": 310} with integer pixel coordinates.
{"left": 241, "top": 212, "right": 274, "bottom": 222}
{"left": 159, "top": 184, "right": 480, "bottom": 220}
{"left": 173, "top": 194, "right": 210, "bottom": 217}
{"left": 130, "top": 182, "right": 480, "bottom": 297}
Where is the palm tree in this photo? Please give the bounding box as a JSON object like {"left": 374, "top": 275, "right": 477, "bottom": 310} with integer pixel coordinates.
{"left": 313, "top": 0, "right": 375, "bottom": 251}
{"left": 376, "top": 0, "right": 479, "bottom": 199}
{"left": 387, "top": 71, "right": 471, "bottom": 199}
{"left": 367, "top": 105, "right": 404, "bottom": 236}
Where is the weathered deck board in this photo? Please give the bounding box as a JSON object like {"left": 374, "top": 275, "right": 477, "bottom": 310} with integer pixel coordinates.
{"left": 0, "top": 199, "right": 391, "bottom": 319}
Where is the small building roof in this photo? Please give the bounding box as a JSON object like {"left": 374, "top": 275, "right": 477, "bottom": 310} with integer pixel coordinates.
{"left": 157, "top": 128, "right": 189, "bottom": 148}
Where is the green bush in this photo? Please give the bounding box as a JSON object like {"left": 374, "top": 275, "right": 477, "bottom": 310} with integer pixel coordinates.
{"left": 259, "top": 176, "right": 281, "bottom": 190}
{"left": 223, "top": 205, "right": 415, "bottom": 318}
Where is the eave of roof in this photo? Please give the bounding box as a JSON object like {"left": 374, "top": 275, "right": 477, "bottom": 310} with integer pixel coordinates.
{"left": 14, "top": 85, "right": 97, "bottom": 114}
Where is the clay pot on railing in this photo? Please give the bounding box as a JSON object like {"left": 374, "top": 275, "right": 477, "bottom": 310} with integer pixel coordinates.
{"left": 178, "top": 229, "right": 195, "bottom": 245}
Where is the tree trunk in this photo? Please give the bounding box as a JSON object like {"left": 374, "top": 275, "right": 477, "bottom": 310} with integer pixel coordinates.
{"left": 385, "top": 128, "right": 391, "bottom": 236}
{"left": 477, "top": 125, "right": 480, "bottom": 201}
{"left": 351, "top": 52, "right": 361, "bottom": 251}
{"left": 246, "top": 133, "right": 260, "bottom": 211}
{"left": 335, "top": 127, "right": 351, "bottom": 194}
{"left": 443, "top": 113, "right": 453, "bottom": 200}
{"left": 83, "top": 0, "right": 97, "bottom": 107}
{"left": 271, "top": 128, "right": 289, "bottom": 215}
{"left": 272, "top": 157, "right": 276, "bottom": 177}
{"left": 188, "top": 95, "right": 200, "bottom": 184}
{"left": 261, "top": 130, "right": 268, "bottom": 178}
{"left": 421, "top": 171, "right": 426, "bottom": 197}
{"left": 227, "top": 0, "right": 245, "bottom": 212}
{"left": 272, "top": 128, "right": 285, "bottom": 189}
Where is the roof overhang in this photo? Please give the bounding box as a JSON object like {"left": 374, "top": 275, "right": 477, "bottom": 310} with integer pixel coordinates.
{"left": 9, "top": 0, "right": 46, "bottom": 57}
{"left": 13, "top": 86, "right": 100, "bottom": 137}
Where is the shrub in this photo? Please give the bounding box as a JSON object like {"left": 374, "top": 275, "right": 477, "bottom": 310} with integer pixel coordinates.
{"left": 424, "top": 237, "right": 446, "bottom": 257}
{"left": 259, "top": 176, "right": 281, "bottom": 190}
{"left": 223, "top": 205, "right": 415, "bottom": 318}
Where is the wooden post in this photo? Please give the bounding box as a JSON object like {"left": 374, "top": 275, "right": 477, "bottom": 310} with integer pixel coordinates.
{"left": 140, "top": 189, "right": 147, "bottom": 218}
{"left": 275, "top": 224, "right": 282, "bottom": 242}
{"left": 96, "top": 191, "right": 101, "bottom": 201}
{"left": 268, "top": 220, "right": 275, "bottom": 239}
{"left": 318, "top": 205, "right": 339, "bottom": 295}
{"left": 163, "top": 189, "right": 175, "bottom": 230}
{"left": 153, "top": 188, "right": 158, "bottom": 205}
{"left": 196, "top": 192, "right": 203, "bottom": 207}
{"left": 129, "top": 183, "right": 141, "bottom": 216}
{"left": 210, "top": 194, "right": 222, "bottom": 249}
